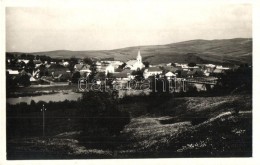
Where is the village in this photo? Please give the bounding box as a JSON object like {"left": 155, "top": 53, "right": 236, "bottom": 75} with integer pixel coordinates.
{"left": 4, "top": 2, "right": 254, "bottom": 159}
{"left": 6, "top": 49, "right": 253, "bottom": 159}
{"left": 6, "top": 49, "right": 241, "bottom": 98}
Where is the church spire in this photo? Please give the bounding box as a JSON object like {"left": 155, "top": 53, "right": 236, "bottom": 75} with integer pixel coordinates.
{"left": 137, "top": 49, "right": 142, "bottom": 63}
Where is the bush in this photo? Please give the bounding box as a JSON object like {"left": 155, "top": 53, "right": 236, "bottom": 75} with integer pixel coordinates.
{"left": 78, "top": 91, "right": 130, "bottom": 137}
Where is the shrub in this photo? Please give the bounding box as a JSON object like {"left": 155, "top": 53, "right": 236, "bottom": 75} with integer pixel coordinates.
{"left": 78, "top": 91, "right": 130, "bottom": 137}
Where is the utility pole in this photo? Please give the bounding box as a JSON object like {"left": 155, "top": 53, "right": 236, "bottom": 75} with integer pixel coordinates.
{"left": 41, "top": 104, "right": 47, "bottom": 137}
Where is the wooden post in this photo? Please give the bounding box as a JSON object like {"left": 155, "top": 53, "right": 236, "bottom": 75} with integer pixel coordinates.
{"left": 41, "top": 104, "right": 47, "bottom": 137}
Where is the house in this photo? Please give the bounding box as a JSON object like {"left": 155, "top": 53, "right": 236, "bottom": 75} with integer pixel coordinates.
{"left": 18, "top": 59, "right": 29, "bottom": 64}
{"left": 187, "top": 69, "right": 204, "bottom": 78}
{"left": 214, "top": 68, "right": 222, "bottom": 73}
{"left": 112, "top": 72, "right": 133, "bottom": 82}
{"left": 74, "top": 64, "right": 92, "bottom": 77}
{"left": 175, "top": 63, "right": 188, "bottom": 68}
{"left": 210, "top": 68, "right": 229, "bottom": 77}
{"left": 125, "top": 50, "right": 144, "bottom": 70}
{"left": 112, "top": 72, "right": 130, "bottom": 81}
{"left": 165, "top": 71, "right": 176, "bottom": 80}
{"left": 143, "top": 67, "right": 163, "bottom": 79}
{"left": 34, "top": 60, "right": 42, "bottom": 68}
{"left": 74, "top": 64, "right": 86, "bottom": 71}
{"left": 80, "top": 66, "right": 92, "bottom": 78}
{"left": 205, "top": 64, "right": 216, "bottom": 68}
{"left": 7, "top": 69, "right": 19, "bottom": 75}
{"left": 94, "top": 62, "right": 102, "bottom": 72}
{"left": 101, "top": 60, "right": 123, "bottom": 69}
{"left": 213, "top": 69, "right": 224, "bottom": 74}
{"left": 204, "top": 70, "right": 210, "bottom": 77}
{"left": 63, "top": 61, "right": 70, "bottom": 67}
{"left": 30, "top": 76, "right": 38, "bottom": 84}
{"left": 110, "top": 69, "right": 134, "bottom": 81}
{"left": 105, "top": 64, "right": 115, "bottom": 75}
{"left": 216, "top": 65, "right": 230, "bottom": 70}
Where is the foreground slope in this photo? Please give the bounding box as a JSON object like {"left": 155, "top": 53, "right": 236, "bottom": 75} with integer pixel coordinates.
{"left": 7, "top": 94, "right": 252, "bottom": 159}
{"left": 119, "top": 94, "right": 252, "bottom": 157}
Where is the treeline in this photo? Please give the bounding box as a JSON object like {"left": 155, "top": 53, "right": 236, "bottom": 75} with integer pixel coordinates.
{"left": 7, "top": 53, "right": 55, "bottom": 62}
{"left": 217, "top": 64, "right": 252, "bottom": 92}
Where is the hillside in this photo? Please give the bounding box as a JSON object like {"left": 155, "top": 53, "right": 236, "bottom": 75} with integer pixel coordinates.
{"left": 118, "top": 94, "right": 252, "bottom": 157}
{"left": 7, "top": 94, "right": 252, "bottom": 159}
{"left": 10, "top": 38, "right": 252, "bottom": 65}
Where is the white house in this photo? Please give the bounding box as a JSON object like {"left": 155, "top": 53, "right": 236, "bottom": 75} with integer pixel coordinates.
{"left": 63, "top": 61, "right": 70, "bottom": 67}
{"left": 80, "top": 66, "right": 91, "bottom": 77}
{"left": 165, "top": 71, "right": 176, "bottom": 80}
{"left": 143, "top": 67, "right": 163, "bottom": 79}
{"left": 95, "top": 62, "right": 102, "bottom": 72}
{"left": 7, "top": 69, "right": 19, "bottom": 75}
{"left": 125, "top": 50, "right": 144, "bottom": 70}
{"left": 216, "top": 65, "right": 230, "bottom": 70}
{"left": 18, "top": 59, "right": 29, "bottom": 64}
{"left": 205, "top": 64, "right": 216, "bottom": 68}
{"left": 105, "top": 64, "right": 115, "bottom": 75}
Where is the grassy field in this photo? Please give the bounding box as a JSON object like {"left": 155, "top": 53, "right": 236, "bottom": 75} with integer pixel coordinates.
{"left": 7, "top": 94, "right": 252, "bottom": 159}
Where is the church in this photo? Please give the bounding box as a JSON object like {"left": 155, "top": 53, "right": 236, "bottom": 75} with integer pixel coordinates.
{"left": 125, "top": 50, "right": 145, "bottom": 70}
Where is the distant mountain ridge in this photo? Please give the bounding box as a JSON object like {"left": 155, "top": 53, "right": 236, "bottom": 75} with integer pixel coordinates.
{"left": 9, "top": 38, "right": 252, "bottom": 65}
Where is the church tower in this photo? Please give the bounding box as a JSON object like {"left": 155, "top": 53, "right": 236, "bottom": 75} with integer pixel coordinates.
{"left": 137, "top": 50, "right": 142, "bottom": 63}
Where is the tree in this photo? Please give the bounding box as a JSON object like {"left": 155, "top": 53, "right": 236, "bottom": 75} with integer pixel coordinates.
{"left": 188, "top": 62, "right": 196, "bottom": 67}
{"left": 20, "top": 53, "right": 27, "bottom": 59}
{"left": 18, "top": 74, "right": 30, "bottom": 87}
{"left": 71, "top": 71, "right": 81, "bottom": 84}
{"left": 19, "top": 61, "right": 26, "bottom": 68}
{"left": 78, "top": 91, "right": 130, "bottom": 136}
{"left": 10, "top": 58, "right": 18, "bottom": 69}
{"left": 133, "top": 69, "right": 144, "bottom": 81}
{"left": 214, "top": 65, "right": 252, "bottom": 93}
{"left": 68, "top": 57, "right": 78, "bottom": 72}
{"left": 83, "top": 57, "right": 93, "bottom": 65}
{"left": 107, "top": 72, "right": 113, "bottom": 78}
{"left": 38, "top": 65, "right": 48, "bottom": 77}
{"left": 26, "top": 59, "right": 35, "bottom": 74}
{"left": 6, "top": 71, "right": 18, "bottom": 89}
{"left": 171, "top": 63, "right": 176, "bottom": 67}
{"left": 118, "top": 63, "right": 126, "bottom": 69}
{"left": 143, "top": 61, "right": 150, "bottom": 68}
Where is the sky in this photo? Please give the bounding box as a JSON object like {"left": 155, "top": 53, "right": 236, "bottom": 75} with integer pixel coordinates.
{"left": 6, "top": 1, "right": 252, "bottom": 52}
